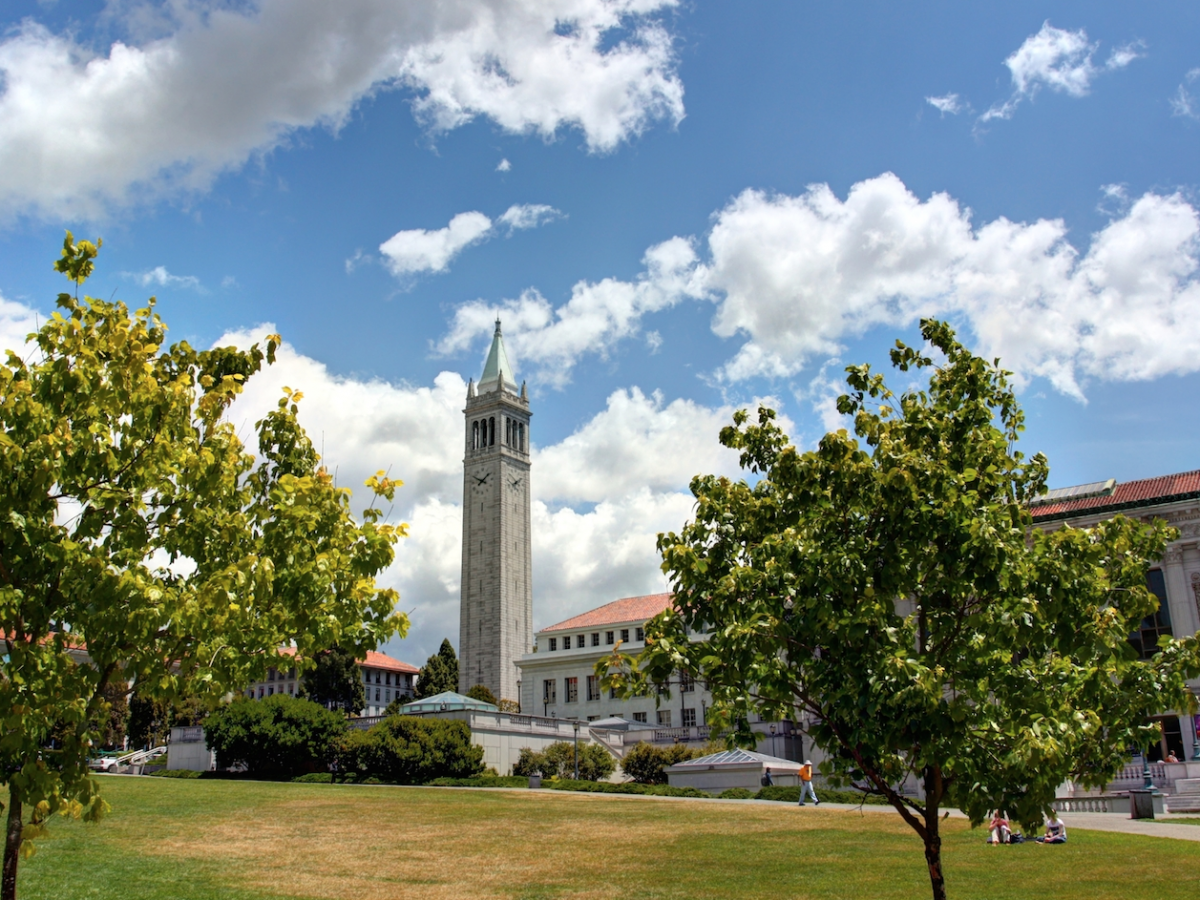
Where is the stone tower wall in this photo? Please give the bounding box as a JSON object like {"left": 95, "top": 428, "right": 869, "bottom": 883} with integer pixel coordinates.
{"left": 459, "top": 386, "right": 532, "bottom": 703}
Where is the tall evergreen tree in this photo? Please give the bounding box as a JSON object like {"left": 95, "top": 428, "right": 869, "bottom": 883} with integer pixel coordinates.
{"left": 414, "top": 639, "right": 459, "bottom": 699}
{"left": 299, "top": 645, "right": 366, "bottom": 715}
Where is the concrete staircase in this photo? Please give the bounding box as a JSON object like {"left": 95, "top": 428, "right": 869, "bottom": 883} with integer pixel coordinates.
{"left": 1168, "top": 778, "right": 1200, "bottom": 813}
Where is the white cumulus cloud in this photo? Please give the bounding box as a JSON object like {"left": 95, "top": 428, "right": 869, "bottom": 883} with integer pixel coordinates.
{"left": 378, "top": 204, "right": 562, "bottom": 277}
{"left": 0, "top": 295, "right": 41, "bottom": 362}
{"left": 980, "top": 22, "right": 1143, "bottom": 122}
{"left": 926, "top": 93, "right": 965, "bottom": 116}
{"left": 439, "top": 172, "right": 1200, "bottom": 400}
{"left": 0, "top": 0, "right": 684, "bottom": 219}
{"left": 125, "top": 266, "right": 204, "bottom": 291}
{"left": 379, "top": 212, "right": 495, "bottom": 277}
{"left": 436, "top": 235, "right": 705, "bottom": 386}
{"left": 1171, "top": 68, "right": 1200, "bottom": 120}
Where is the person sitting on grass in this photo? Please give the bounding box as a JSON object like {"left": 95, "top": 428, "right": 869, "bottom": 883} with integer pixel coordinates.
{"left": 987, "top": 811, "right": 1011, "bottom": 845}
{"left": 1036, "top": 813, "right": 1067, "bottom": 844}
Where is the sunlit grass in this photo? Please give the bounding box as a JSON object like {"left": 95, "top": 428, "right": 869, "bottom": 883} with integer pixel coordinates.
{"left": 15, "top": 777, "right": 1200, "bottom": 900}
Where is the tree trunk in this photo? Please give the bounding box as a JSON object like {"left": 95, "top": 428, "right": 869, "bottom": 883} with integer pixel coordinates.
{"left": 2, "top": 786, "right": 22, "bottom": 900}
{"left": 922, "top": 765, "right": 947, "bottom": 900}
{"left": 923, "top": 828, "right": 947, "bottom": 900}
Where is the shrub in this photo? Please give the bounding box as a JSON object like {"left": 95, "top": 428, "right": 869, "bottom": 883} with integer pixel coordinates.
{"left": 620, "top": 742, "right": 705, "bottom": 784}
{"left": 427, "top": 775, "right": 527, "bottom": 787}
{"left": 465, "top": 684, "right": 498, "bottom": 705}
{"left": 718, "top": 787, "right": 755, "bottom": 799}
{"left": 514, "top": 742, "right": 614, "bottom": 780}
{"left": 512, "top": 747, "right": 546, "bottom": 777}
{"left": 337, "top": 716, "right": 484, "bottom": 784}
{"left": 292, "top": 772, "right": 333, "bottom": 783}
{"left": 148, "top": 769, "right": 203, "bottom": 779}
{"left": 204, "top": 694, "right": 346, "bottom": 780}
{"left": 547, "top": 779, "right": 709, "bottom": 798}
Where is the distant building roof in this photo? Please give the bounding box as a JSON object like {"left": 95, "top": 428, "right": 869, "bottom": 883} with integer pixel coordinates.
{"left": 541, "top": 593, "right": 674, "bottom": 633}
{"left": 397, "top": 691, "right": 498, "bottom": 714}
{"left": 276, "top": 646, "right": 417, "bottom": 674}
{"left": 1031, "top": 470, "right": 1200, "bottom": 522}
{"left": 362, "top": 650, "right": 419, "bottom": 675}
{"left": 666, "top": 748, "right": 800, "bottom": 770}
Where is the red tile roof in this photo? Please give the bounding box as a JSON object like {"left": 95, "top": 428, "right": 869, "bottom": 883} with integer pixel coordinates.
{"left": 541, "top": 593, "right": 674, "bottom": 633}
{"left": 275, "top": 645, "right": 418, "bottom": 674}
{"left": 362, "top": 650, "right": 418, "bottom": 674}
{"left": 1031, "top": 470, "right": 1200, "bottom": 521}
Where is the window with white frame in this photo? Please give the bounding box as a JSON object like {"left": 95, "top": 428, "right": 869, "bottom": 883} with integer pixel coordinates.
{"left": 587, "top": 675, "right": 600, "bottom": 701}
{"left": 681, "top": 708, "right": 697, "bottom": 727}
{"left": 543, "top": 679, "right": 557, "bottom": 704}
{"left": 632, "top": 712, "right": 647, "bottom": 723}
{"left": 549, "top": 637, "right": 557, "bottom": 651}
{"left": 656, "top": 710, "right": 671, "bottom": 726}
{"left": 565, "top": 677, "right": 578, "bottom": 703}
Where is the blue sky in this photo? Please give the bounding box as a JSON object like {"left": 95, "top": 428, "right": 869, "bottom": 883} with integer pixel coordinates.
{"left": 2, "top": 1, "right": 1199, "bottom": 668}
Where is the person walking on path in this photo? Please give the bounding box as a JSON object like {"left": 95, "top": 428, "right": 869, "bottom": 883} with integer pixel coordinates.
{"left": 761, "top": 767, "right": 774, "bottom": 787}
{"left": 798, "top": 760, "right": 819, "bottom": 806}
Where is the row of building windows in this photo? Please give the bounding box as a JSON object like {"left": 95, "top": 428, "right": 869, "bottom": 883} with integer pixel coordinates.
{"left": 548, "top": 627, "right": 644, "bottom": 652}
{"left": 542, "top": 675, "right": 696, "bottom": 706}
{"left": 362, "top": 669, "right": 411, "bottom": 688}
{"left": 471, "top": 416, "right": 526, "bottom": 452}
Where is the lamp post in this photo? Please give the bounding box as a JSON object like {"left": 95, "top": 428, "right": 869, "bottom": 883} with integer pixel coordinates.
{"left": 769, "top": 724, "right": 777, "bottom": 758}
{"left": 1193, "top": 703, "right": 1200, "bottom": 761}
{"left": 573, "top": 720, "right": 581, "bottom": 780}
{"left": 1142, "top": 746, "right": 1155, "bottom": 791}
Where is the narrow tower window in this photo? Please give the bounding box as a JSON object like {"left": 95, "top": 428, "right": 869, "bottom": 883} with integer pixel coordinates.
{"left": 489, "top": 417, "right": 495, "bottom": 445}
{"left": 472, "top": 421, "right": 479, "bottom": 449}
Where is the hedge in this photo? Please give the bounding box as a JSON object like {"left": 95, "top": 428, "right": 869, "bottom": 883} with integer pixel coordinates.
{"left": 427, "top": 775, "right": 527, "bottom": 788}
{"left": 148, "top": 769, "right": 203, "bottom": 779}
{"left": 718, "top": 787, "right": 755, "bottom": 799}
{"left": 547, "top": 778, "right": 710, "bottom": 798}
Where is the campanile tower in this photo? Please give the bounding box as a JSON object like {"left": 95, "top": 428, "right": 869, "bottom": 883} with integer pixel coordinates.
{"left": 459, "top": 320, "right": 532, "bottom": 703}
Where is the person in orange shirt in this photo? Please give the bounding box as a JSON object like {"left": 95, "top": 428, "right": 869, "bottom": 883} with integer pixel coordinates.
{"left": 798, "top": 759, "right": 819, "bottom": 806}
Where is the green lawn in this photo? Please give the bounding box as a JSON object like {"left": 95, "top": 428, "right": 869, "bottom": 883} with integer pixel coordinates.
{"left": 13, "top": 777, "right": 1200, "bottom": 900}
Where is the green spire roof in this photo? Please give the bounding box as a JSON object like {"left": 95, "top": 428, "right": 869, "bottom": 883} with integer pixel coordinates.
{"left": 478, "top": 319, "right": 517, "bottom": 392}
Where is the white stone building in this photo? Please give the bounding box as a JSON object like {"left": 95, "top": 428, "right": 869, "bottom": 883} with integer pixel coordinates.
{"left": 243, "top": 648, "right": 418, "bottom": 717}
{"left": 516, "top": 593, "right": 804, "bottom": 759}
{"left": 1031, "top": 469, "right": 1200, "bottom": 762}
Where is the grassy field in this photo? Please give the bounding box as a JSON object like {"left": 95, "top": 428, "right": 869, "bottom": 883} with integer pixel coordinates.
{"left": 12, "top": 776, "right": 1200, "bottom": 900}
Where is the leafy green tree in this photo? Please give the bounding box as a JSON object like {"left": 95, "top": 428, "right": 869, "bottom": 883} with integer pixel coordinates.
{"left": 299, "top": 645, "right": 366, "bottom": 715}
{"left": 465, "top": 684, "right": 498, "bottom": 706}
{"left": 546, "top": 741, "right": 616, "bottom": 781}
{"left": 511, "top": 747, "right": 546, "bottom": 777}
{"left": 96, "top": 684, "right": 128, "bottom": 751}
{"left": 619, "top": 742, "right": 703, "bottom": 785}
{"left": 336, "top": 716, "right": 483, "bottom": 783}
{"left": 602, "top": 320, "right": 1200, "bottom": 900}
{"left": 414, "top": 639, "right": 459, "bottom": 699}
{"left": 0, "top": 236, "right": 407, "bottom": 900}
{"left": 204, "top": 695, "right": 347, "bottom": 779}
{"left": 127, "top": 693, "right": 211, "bottom": 750}
{"left": 513, "top": 741, "right": 615, "bottom": 780}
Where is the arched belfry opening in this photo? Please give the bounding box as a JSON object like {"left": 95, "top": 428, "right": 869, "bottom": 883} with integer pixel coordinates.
{"left": 459, "top": 319, "right": 531, "bottom": 705}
